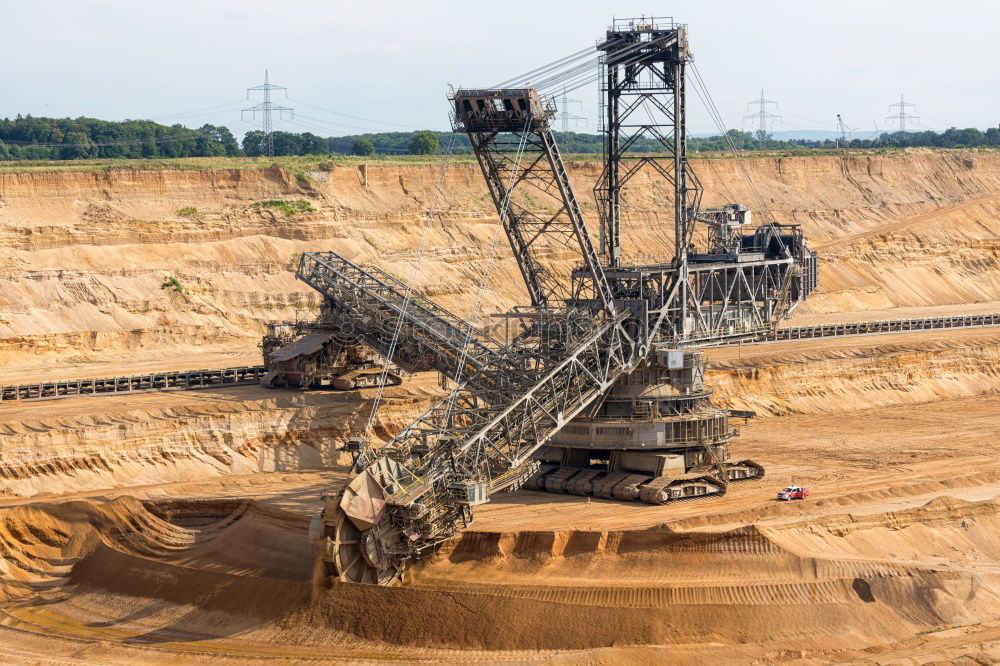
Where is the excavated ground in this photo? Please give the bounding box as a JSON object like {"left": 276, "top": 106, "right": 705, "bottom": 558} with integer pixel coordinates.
{"left": 2, "top": 151, "right": 1000, "bottom": 663}
{"left": 4, "top": 150, "right": 1000, "bottom": 379}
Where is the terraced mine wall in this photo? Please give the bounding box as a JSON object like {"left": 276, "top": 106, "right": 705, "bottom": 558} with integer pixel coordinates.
{"left": 0, "top": 383, "right": 440, "bottom": 498}
{"left": 706, "top": 329, "right": 1000, "bottom": 416}
{"left": 4, "top": 494, "right": 1000, "bottom": 659}
{"left": 3, "top": 151, "right": 1000, "bottom": 378}
{"left": 1, "top": 332, "right": 997, "bottom": 499}
{"left": 4, "top": 153, "right": 1000, "bottom": 663}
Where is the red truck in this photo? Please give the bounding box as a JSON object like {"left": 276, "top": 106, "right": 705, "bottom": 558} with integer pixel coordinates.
{"left": 776, "top": 486, "right": 809, "bottom": 501}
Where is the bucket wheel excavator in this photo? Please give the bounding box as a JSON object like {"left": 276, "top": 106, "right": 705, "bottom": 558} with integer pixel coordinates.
{"left": 299, "top": 18, "right": 818, "bottom": 585}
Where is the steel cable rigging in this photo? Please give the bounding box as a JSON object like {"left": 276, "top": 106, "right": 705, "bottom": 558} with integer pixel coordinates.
{"left": 490, "top": 39, "right": 659, "bottom": 99}
{"left": 362, "top": 133, "right": 460, "bottom": 437}
{"left": 440, "top": 119, "right": 533, "bottom": 438}
{"left": 689, "top": 62, "right": 780, "bottom": 227}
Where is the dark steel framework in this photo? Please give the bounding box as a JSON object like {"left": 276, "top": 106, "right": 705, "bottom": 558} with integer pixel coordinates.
{"left": 588, "top": 18, "right": 817, "bottom": 347}
{"left": 311, "top": 18, "right": 819, "bottom": 586}
{"left": 451, "top": 88, "right": 616, "bottom": 312}
{"left": 595, "top": 18, "right": 702, "bottom": 267}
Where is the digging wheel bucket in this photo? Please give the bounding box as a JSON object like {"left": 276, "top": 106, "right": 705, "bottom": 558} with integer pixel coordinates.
{"left": 320, "top": 501, "right": 404, "bottom": 585}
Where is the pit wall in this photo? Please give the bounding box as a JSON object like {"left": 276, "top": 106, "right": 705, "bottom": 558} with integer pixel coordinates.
{"left": 0, "top": 386, "right": 437, "bottom": 499}
{"left": 4, "top": 494, "right": 1000, "bottom": 656}
{"left": 706, "top": 332, "right": 1000, "bottom": 416}
{"left": 3, "top": 332, "right": 999, "bottom": 499}
{"left": 2, "top": 150, "right": 1000, "bottom": 373}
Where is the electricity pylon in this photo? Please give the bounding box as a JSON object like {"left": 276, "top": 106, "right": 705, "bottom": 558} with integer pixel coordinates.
{"left": 242, "top": 70, "right": 294, "bottom": 157}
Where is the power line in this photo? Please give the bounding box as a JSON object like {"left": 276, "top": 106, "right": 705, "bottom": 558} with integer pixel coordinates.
{"left": 287, "top": 97, "right": 425, "bottom": 130}
{"left": 780, "top": 109, "right": 829, "bottom": 126}
{"left": 151, "top": 101, "right": 249, "bottom": 124}
{"left": 770, "top": 117, "right": 816, "bottom": 130}
{"left": 294, "top": 112, "right": 392, "bottom": 134}
{"left": 242, "top": 70, "right": 293, "bottom": 157}
{"left": 283, "top": 118, "right": 411, "bottom": 152}
{"left": 288, "top": 113, "right": 444, "bottom": 149}
{"left": 557, "top": 87, "right": 584, "bottom": 132}
{"left": 918, "top": 112, "right": 953, "bottom": 129}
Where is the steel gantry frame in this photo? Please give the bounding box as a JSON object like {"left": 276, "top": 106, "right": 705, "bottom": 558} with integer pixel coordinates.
{"left": 452, "top": 89, "right": 617, "bottom": 314}
{"left": 587, "top": 19, "right": 816, "bottom": 347}
{"left": 594, "top": 19, "right": 703, "bottom": 267}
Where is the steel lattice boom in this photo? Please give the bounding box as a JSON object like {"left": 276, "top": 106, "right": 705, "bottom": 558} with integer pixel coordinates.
{"left": 319, "top": 309, "right": 634, "bottom": 584}
{"left": 297, "top": 251, "right": 508, "bottom": 382}
{"left": 451, "top": 89, "right": 617, "bottom": 313}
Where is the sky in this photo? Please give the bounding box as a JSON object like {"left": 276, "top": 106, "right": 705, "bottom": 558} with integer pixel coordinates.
{"left": 2, "top": 0, "right": 997, "bottom": 139}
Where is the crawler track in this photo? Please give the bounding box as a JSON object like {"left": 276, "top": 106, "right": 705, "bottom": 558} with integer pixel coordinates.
{"left": 525, "top": 464, "right": 762, "bottom": 505}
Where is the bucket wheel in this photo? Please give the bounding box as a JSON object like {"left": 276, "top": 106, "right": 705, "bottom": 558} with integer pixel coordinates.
{"left": 320, "top": 504, "right": 405, "bottom": 585}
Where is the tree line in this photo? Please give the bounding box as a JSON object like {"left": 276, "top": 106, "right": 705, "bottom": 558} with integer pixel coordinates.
{"left": 1, "top": 114, "right": 999, "bottom": 161}
{"left": 691, "top": 127, "right": 1000, "bottom": 152}
{"left": 0, "top": 116, "right": 241, "bottom": 160}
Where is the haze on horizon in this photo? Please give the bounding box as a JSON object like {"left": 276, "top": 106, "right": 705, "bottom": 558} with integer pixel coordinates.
{"left": 2, "top": 0, "right": 996, "bottom": 139}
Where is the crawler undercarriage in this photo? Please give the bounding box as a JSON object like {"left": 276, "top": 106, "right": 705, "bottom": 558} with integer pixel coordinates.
{"left": 260, "top": 322, "right": 402, "bottom": 390}
{"left": 527, "top": 349, "right": 763, "bottom": 505}
{"left": 529, "top": 459, "right": 763, "bottom": 504}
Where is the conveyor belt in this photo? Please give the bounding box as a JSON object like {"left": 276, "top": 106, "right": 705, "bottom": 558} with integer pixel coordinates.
{"left": 755, "top": 312, "right": 1000, "bottom": 344}
{"left": 4, "top": 313, "right": 999, "bottom": 403}
{"left": 1, "top": 365, "right": 267, "bottom": 402}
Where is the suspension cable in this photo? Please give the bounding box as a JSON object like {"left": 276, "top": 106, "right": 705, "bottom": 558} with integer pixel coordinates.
{"left": 689, "top": 62, "right": 780, "bottom": 227}
{"left": 442, "top": 119, "right": 533, "bottom": 433}
{"left": 535, "top": 38, "right": 665, "bottom": 97}
{"left": 363, "top": 133, "right": 459, "bottom": 436}
{"left": 495, "top": 39, "right": 654, "bottom": 100}
{"left": 493, "top": 45, "right": 596, "bottom": 88}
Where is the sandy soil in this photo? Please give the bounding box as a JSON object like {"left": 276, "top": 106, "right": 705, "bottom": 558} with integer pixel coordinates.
{"left": 4, "top": 151, "right": 1000, "bottom": 377}
{"left": 1, "top": 390, "right": 999, "bottom": 664}
{"left": 3, "top": 153, "right": 1000, "bottom": 663}
{"left": 784, "top": 299, "right": 1000, "bottom": 327}
{"left": 2, "top": 327, "right": 999, "bottom": 663}
{"left": 1, "top": 348, "right": 263, "bottom": 386}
